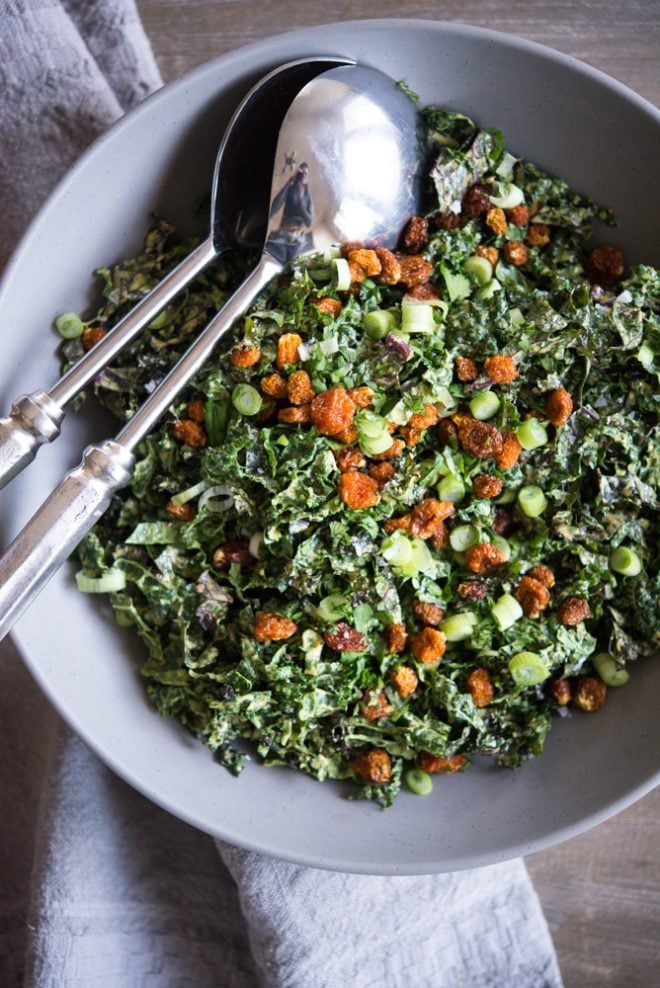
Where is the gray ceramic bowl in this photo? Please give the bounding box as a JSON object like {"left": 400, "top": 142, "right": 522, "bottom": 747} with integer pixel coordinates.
{"left": 1, "top": 20, "right": 658, "bottom": 874}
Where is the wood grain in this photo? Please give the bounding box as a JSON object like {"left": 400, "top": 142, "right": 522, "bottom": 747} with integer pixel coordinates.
{"left": 125, "top": 3, "right": 660, "bottom": 984}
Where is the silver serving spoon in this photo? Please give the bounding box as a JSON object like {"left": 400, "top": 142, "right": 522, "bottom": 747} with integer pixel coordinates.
{"left": 0, "top": 55, "right": 351, "bottom": 490}
{"left": 0, "top": 63, "right": 422, "bottom": 639}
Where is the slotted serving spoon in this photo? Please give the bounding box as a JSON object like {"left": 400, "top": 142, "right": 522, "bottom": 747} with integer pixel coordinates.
{"left": 0, "top": 55, "right": 351, "bottom": 490}
{"left": 0, "top": 62, "right": 422, "bottom": 639}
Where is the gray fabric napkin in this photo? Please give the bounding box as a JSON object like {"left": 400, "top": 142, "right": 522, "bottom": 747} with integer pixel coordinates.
{"left": 0, "top": 3, "right": 564, "bottom": 985}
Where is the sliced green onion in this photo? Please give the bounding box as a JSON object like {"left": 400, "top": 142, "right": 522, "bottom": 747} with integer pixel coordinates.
{"left": 408, "top": 538, "right": 435, "bottom": 575}
{"left": 494, "top": 487, "right": 516, "bottom": 505}
{"left": 248, "top": 532, "right": 264, "bottom": 559}
{"left": 359, "top": 432, "right": 393, "bottom": 456}
{"left": 401, "top": 300, "right": 435, "bottom": 334}
{"left": 171, "top": 480, "right": 209, "bottom": 506}
{"left": 492, "top": 592, "right": 523, "bottom": 631}
{"left": 55, "top": 312, "right": 85, "bottom": 339}
{"left": 492, "top": 535, "right": 511, "bottom": 561}
{"left": 317, "top": 594, "right": 350, "bottom": 622}
{"left": 636, "top": 342, "right": 654, "bottom": 372}
{"left": 404, "top": 768, "right": 433, "bottom": 796}
{"left": 440, "top": 612, "right": 478, "bottom": 642}
{"left": 517, "top": 485, "right": 548, "bottom": 518}
{"left": 363, "top": 309, "right": 397, "bottom": 340}
{"left": 449, "top": 524, "right": 479, "bottom": 552}
{"left": 232, "top": 384, "right": 262, "bottom": 416}
{"left": 148, "top": 309, "right": 170, "bottom": 330}
{"left": 475, "top": 279, "right": 501, "bottom": 301}
{"left": 199, "top": 485, "right": 234, "bottom": 514}
{"left": 308, "top": 266, "right": 332, "bottom": 283}
{"left": 75, "top": 568, "right": 126, "bottom": 594}
{"left": 469, "top": 390, "right": 500, "bottom": 421}
{"left": 381, "top": 531, "right": 414, "bottom": 567}
{"left": 592, "top": 652, "right": 630, "bottom": 687}
{"left": 463, "top": 254, "right": 493, "bottom": 285}
{"left": 323, "top": 245, "right": 342, "bottom": 262}
{"left": 333, "top": 257, "right": 351, "bottom": 291}
{"left": 357, "top": 411, "right": 388, "bottom": 438}
{"left": 489, "top": 182, "right": 524, "bottom": 209}
{"left": 437, "top": 474, "right": 465, "bottom": 503}
{"left": 517, "top": 418, "right": 548, "bottom": 451}
{"left": 609, "top": 546, "right": 642, "bottom": 576}
{"left": 509, "top": 307, "right": 524, "bottom": 326}
{"left": 508, "top": 651, "right": 550, "bottom": 686}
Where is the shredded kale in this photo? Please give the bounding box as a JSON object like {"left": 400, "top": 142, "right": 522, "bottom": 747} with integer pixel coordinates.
{"left": 65, "top": 107, "right": 659, "bottom": 806}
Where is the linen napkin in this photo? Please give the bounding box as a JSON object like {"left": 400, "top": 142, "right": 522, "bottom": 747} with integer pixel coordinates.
{"left": 0, "top": 3, "right": 564, "bottom": 985}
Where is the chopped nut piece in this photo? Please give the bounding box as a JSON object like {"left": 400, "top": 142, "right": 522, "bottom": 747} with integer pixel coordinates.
{"left": 254, "top": 612, "right": 297, "bottom": 642}
{"left": 390, "top": 665, "right": 418, "bottom": 698}
{"left": 467, "top": 668, "right": 494, "bottom": 707}
{"left": 409, "top": 627, "right": 447, "bottom": 665}
{"left": 573, "top": 676, "right": 607, "bottom": 712}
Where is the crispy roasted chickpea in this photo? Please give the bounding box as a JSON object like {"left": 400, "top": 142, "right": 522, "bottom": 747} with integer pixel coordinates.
{"left": 186, "top": 397, "right": 206, "bottom": 423}
{"left": 410, "top": 498, "right": 455, "bottom": 540}
{"left": 494, "top": 431, "right": 523, "bottom": 471}
{"left": 557, "top": 596, "right": 591, "bottom": 627}
{"left": 475, "top": 244, "right": 500, "bottom": 267}
{"left": 572, "top": 676, "right": 607, "bottom": 712}
{"left": 409, "top": 627, "right": 447, "bottom": 665}
{"left": 171, "top": 419, "right": 207, "bottom": 447}
{"left": 278, "top": 404, "right": 311, "bottom": 424}
{"left": 462, "top": 184, "right": 491, "bottom": 218}
{"left": 286, "top": 370, "right": 315, "bottom": 406}
{"left": 261, "top": 372, "right": 288, "bottom": 399}
{"left": 548, "top": 678, "right": 572, "bottom": 706}
{"left": 230, "top": 343, "right": 261, "bottom": 368}
{"left": 413, "top": 600, "right": 445, "bottom": 627}
{"left": 81, "top": 326, "right": 106, "bottom": 350}
{"left": 276, "top": 332, "right": 303, "bottom": 369}
{"left": 310, "top": 387, "right": 356, "bottom": 437}
{"left": 545, "top": 387, "right": 573, "bottom": 426}
{"left": 467, "top": 668, "right": 494, "bottom": 708}
{"left": 527, "top": 564, "right": 555, "bottom": 589}
{"left": 368, "top": 462, "right": 396, "bottom": 487}
{"left": 502, "top": 241, "right": 528, "bottom": 267}
{"left": 254, "top": 612, "right": 297, "bottom": 642}
{"left": 455, "top": 356, "right": 478, "bottom": 382}
{"left": 374, "top": 246, "right": 402, "bottom": 285}
{"left": 457, "top": 581, "right": 488, "bottom": 602}
{"left": 472, "top": 474, "right": 503, "bottom": 499}
{"left": 360, "top": 689, "right": 393, "bottom": 721}
{"left": 484, "top": 354, "right": 518, "bottom": 383}
{"left": 526, "top": 223, "right": 551, "bottom": 248}
{"left": 347, "top": 386, "right": 375, "bottom": 409}
{"left": 390, "top": 664, "right": 418, "bottom": 699}
{"left": 396, "top": 254, "right": 433, "bottom": 288}
{"left": 166, "top": 501, "right": 195, "bottom": 521}
{"left": 418, "top": 753, "right": 467, "bottom": 774}
{"left": 457, "top": 417, "right": 504, "bottom": 460}
{"left": 333, "top": 447, "right": 366, "bottom": 472}
{"left": 385, "top": 622, "right": 407, "bottom": 654}
{"left": 465, "top": 542, "right": 506, "bottom": 575}
{"left": 485, "top": 206, "right": 508, "bottom": 235}
{"left": 314, "top": 297, "right": 343, "bottom": 318}
{"left": 514, "top": 575, "right": 551, "bottom": 618}
{"left": 585, "top": 245, "right": 624, "bottom": 285}
{"left": 506, "top": 204, "right": 529, "bottom": 226}
{"left": 338, "top": 471, "right": 380, "bottom": 509}
{"left": 353, "top": 748, "right": 392, "bottom": 783}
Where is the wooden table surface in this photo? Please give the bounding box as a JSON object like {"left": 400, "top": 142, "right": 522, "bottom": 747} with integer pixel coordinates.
{"left": 136, "top": 3, "right": 660, "bottom": 985}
